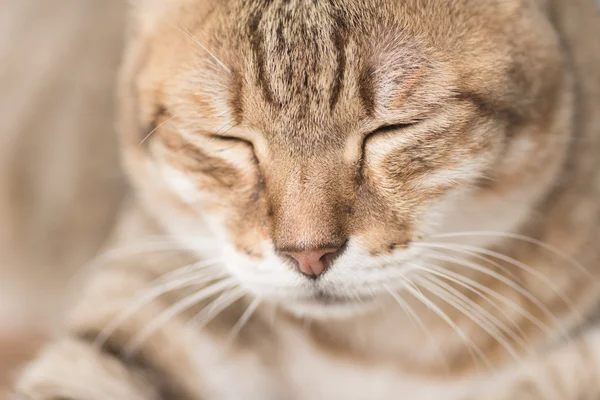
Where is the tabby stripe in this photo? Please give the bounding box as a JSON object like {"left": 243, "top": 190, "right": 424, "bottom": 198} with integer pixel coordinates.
{"left": 248, "top": 11, "right": 275, "bottom": 106}
{"left": 358, "top": 64, "right": 376, "bottom": 117}
{"left": 75, "top": 331, "right": 197, "bottom": 400}
{"left": 329, "top": 11, "right": 348, "bottom": 111}
{"left": 228, "top": 68, "right": 245, "bottom": 125}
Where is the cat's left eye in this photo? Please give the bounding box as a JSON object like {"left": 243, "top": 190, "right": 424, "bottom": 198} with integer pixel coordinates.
{"left": 368, "top": 122, "right": 420, "bottom": 137}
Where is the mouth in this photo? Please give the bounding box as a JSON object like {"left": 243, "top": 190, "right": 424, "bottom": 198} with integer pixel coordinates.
{"left": 278, "top": 291, "right": 378, "bottom": 319}
{"left": 295, "top": 290, "right": 375, "bottom": 306}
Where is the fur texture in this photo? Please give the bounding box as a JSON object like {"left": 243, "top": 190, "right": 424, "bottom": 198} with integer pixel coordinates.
{"left": 13, "top": 0, "right": 600, "bottom": 399}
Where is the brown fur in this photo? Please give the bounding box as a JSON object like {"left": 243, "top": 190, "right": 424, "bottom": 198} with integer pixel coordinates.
{"left": 12, "top": 0, "right": 600, "bottom": 399}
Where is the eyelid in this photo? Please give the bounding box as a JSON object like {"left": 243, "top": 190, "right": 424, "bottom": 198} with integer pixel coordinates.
{"left": 369, "top": 121, "right": 422, "bottom": 136}
{"left": 358, "top": 121, "right": 419, "bottom": 173}
{"left": 209, "top": 134, "right": 254, "bottom": 146}
{"left": 207, "top": 134, "right": 259, "bottom": 164}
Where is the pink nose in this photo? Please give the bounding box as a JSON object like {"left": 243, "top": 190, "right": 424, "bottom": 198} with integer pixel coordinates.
{"left": 282, "top": 247, "right": 341, "bottom": 278}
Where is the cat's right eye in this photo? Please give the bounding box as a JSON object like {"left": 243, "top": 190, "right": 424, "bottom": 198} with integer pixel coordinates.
{"left": 210, "top": 134, "right": 253, "bottom": 146}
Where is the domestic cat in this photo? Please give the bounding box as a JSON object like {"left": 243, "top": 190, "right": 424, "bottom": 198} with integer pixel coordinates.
{"left": 14, "top": 0, "right": 600, "bottom": 399}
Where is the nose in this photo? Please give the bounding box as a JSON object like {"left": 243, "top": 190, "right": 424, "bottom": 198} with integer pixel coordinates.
{"left": 281, "top": 246, "right": 343, "bottom": 278}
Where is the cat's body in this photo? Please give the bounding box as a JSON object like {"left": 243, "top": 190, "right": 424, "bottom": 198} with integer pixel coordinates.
{"left": 14, "top": 0, "right": 600, "bottom": 399}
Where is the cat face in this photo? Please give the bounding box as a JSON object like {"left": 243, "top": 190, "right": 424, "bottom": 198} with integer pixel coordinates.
{"left": 120, "top": 0, "right": 569, "bottom": 318}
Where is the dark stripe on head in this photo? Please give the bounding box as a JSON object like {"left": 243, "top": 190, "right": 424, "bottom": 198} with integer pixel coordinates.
{"left": 358, "top": 64, "right": 376, "bottom": 117}
{"left": 329, "top": 12, "right": 348, "bottom": 111}
{"left": 228, "top": 69, "right": 245, "bottom": 124}
{"left": 248, "top": 11, "right": 275, "bottom": 105}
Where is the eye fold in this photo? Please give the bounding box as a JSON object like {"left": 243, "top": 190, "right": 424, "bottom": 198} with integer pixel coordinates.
{"left": 358, "top": 121, "right": 422, "bottom": 182}
{"left": 209, "top": 134, "right": 254, "bottom": 147}
{"left": 206, "top": 134, "right": 259, "bottom": 166}
{"left": 210, "top": 134, "right": 243, "bottom": 143}
{"left": 370, "top": 121, "right": 420, "bottom": 136}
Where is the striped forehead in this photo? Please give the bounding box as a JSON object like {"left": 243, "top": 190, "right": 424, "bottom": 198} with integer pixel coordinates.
{"left": 176, "top": 0, "right": 444, "bottom": 151}
{"left": 244, "top": 1, "right": 350, "bottom": 114}
{"left": 228, "top": 0, "right": 376, "bottom": 149}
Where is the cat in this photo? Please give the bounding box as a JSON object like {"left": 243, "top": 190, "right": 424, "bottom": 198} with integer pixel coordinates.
{"left": 13, "top": 0, "right": 600, "bottom": 398}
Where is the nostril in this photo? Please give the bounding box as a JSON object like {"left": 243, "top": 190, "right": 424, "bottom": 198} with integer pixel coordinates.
{"left": 319, "top": 250, "right": 334, "bottom": 262}
{"left": 319, "top": 248, "right": 341, "bottom": 266}
{"left": 280, "top": 244, "right": 346, "bottom": 278}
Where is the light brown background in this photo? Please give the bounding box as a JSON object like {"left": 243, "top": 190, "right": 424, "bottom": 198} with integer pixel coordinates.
{"left": 0, "top": 0, "right": 128, "bottom": 396}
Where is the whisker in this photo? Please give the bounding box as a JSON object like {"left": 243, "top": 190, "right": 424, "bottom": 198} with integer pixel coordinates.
{"left": 67, "top": 240, "right": 203, "bottom": 294}
{"left": 216, "top": 121, "right": 240, "bottom": 137}
{"left": 415, "top": 272, "right": 526, "bottom": 361}
{"left": 417, "top": 263, "right": 554, "bottom": 339}
{"left": 424, "top": 271, "right": 531, "bottom": 348}
{"left": 94, "top": 265, "right": 226, "bottom": 349}
{"left": 139, "top": 115, "right": 176, "bottom": 146}
{"left": 416, "top": 247, "right": 569, "bottom": 339}
{"left": 226, "top": 297, "right": 262, "bottom": 346}
{"left": 189, "top": 287, "right": 247, "bottom": 330}
{"left": 423, "top": 244, "right": 522, "bottom": 283}
{"left": 196, "top": 120, "right": 238, "bottom": 150}
{"left": 125, "top": 277, "right": 238, "bottom": 357}
{"left": 82, "top": 239, "right": 210, "bottom": 271}
{"left": 384, "top": 284, "right": 421, "bottom": 330}
{"left": 401, "top": 280, "right": 490, "bottom": 369}
{"left": 171, "top": 23, "right": 232, "bottom": 74}
{"left": 384, "top": 284, "right": 451, "bottom": 373}
{"left": 392, "top": 271, "right": 427, "bottom": 302}
{"left": 431, "top": 231, "right": 594, "bottom": 280}
{"left": 155, "top": 258, "right": 224, "bottom": 284}
{"left": 415, "top": 276, "right": 518, "bottom": 357}
{"left": 424, "top": 242, "right": 580, "bottom": 320}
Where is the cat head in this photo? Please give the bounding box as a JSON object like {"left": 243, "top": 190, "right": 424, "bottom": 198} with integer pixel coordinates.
{"left": 120, "top": 0, "right": 571, "bottom": 318}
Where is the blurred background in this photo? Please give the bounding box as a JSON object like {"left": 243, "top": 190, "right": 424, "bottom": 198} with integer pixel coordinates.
{"left": 0, "top": 0, "right": 129, "bottom": 396}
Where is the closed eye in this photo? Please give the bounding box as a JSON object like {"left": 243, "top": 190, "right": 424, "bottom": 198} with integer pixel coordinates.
{"left": 368, "top": 121, "right": 421, "bottom": 137}
{"left": 358, "top": 121, "right": 422, "bottom": 181}
{"left": 362, "top": 121, "right": 422, "bottom": 146}
{"left": 206, "top": 134, "right": 261, "bottom": 167}
{"left": 210, "top": 134, "right": 252, "bottom": 146}
{"left": 209, "top": 134, "right": 256, "bottom": 155}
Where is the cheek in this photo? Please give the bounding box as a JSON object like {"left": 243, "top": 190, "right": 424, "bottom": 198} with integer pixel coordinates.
{"left": 370, "top": 140, "right": 482, "bottom": 191}
{"left": 348, "top": 185, "right": 415, "bottom": 256}
{"left": 223, "top": 202, "right": 270, "bottom": 258}
{"left": 352, "top": 133, "right": 497, "bottom": 255}
{"left": 156, "top": 159, "right": 270, "bottom": 257}
{"left": 159, "top": 163, "right": 205, "bottom": 203}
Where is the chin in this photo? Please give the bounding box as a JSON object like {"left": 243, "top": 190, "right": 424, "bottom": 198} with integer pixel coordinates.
{"left": 275, "top": 294, "right": 380, "bottom": 320}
